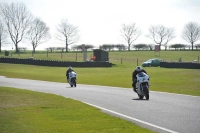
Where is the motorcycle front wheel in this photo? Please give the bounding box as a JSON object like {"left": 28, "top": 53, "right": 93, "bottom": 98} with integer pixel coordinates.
{"left": 141, "top": 84, "right": 149, "bottom": 100}
{"left": 74, "top": 80, "right": 76, "bottom": 87}
{"left": 71, "top": 78, "right": 76, "bottom": 87}
{"left": 138, "top": 94, "right": 144, "bottom": 99}
{"left": 145, "top": 94, "right": 149, "bottom": 100}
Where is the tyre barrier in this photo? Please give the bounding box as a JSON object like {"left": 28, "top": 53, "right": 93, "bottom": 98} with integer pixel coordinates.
{"left": 0, "top": 57, "right": 112, "bottom": 67}
{"left": 160, "top": 62, "right": 200, "bottom": 69}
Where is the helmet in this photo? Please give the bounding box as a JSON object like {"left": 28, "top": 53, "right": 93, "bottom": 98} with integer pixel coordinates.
{"left": 68, "top": 66, "right": 72, "bottom": 70}
{"left": 136, "top": 66, "right": 143, "bottom": 72}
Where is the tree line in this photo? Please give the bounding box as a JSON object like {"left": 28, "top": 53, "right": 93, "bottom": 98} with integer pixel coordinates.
{"left": 0, "top": 2, "right": 200, "bottom": 53}
{"left": 0, "top": 2, "right": 79, "bottom": 53}
{"left": 98, "top": 43, "right": 200, "bottom": 51}
{"left": 48, "top": 43, "right": 200, "bottom": 52}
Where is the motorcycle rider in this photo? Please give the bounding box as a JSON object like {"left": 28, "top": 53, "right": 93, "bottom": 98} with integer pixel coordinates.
{"left": 66, "top": 66, "right": 75, "bottom": 82}
{"left": 132, "top": 66, "right": 147, "bottom": 93}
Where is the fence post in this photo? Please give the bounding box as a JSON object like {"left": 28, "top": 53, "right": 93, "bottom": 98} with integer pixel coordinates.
{"left": 179, "top": 57, "right": 182, "bottom": 62}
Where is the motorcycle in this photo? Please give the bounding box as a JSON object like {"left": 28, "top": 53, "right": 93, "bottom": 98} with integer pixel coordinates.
{"left": 135, "top": 72, "right": 150, "bottom": 100}
{"left": 68, "top": 71, "right": 77, "bottom": 87}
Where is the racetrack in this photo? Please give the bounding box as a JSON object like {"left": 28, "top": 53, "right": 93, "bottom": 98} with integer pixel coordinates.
{"left": 0, "top": 76, "right": 200, "bottom": 133}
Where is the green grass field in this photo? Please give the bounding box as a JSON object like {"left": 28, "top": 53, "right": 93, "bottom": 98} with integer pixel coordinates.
{"left": 1, "top": 50, "right": 200, "bottom": 64}
{"left": 0, "top": 87, "right": 154, "bottom": 133}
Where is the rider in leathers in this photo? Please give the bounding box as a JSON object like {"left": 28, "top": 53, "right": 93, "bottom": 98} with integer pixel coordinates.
{"left": 66, "top": 66, "right": 75, "bottom": 82}
{"left": 132, "top": 66, "right": 147, "bottom": 93}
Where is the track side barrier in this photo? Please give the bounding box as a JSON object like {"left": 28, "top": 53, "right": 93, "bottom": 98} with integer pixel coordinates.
{"left": 0, "top": 57, "right": 112, "bottom": 67}
{"left": 160, "top": 62, "right": 200, "bottom": 69}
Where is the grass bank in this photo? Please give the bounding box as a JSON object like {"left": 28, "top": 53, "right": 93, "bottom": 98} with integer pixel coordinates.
{"left": 0, "top": 87, "right": 154, "bottom": 133}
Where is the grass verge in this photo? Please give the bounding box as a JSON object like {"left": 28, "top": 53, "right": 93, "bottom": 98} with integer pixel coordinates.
{"left": 0, "top": 87, "right": 154, "bottom": 133}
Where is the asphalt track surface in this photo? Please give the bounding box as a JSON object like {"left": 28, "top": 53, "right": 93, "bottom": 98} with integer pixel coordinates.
{"left": 0, "top": 76, "right": 200, "bottom": 133}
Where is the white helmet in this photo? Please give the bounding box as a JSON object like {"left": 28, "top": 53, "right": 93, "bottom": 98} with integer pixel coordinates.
{"left": 136, "top": 66, "right": 143, "bottom": 72}
{"left": 68, "top": 66, "right": 72, "bottom": 70}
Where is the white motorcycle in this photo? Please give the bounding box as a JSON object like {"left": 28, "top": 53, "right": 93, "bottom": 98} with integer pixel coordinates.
{"left": 68, "top": 71, "right": 77, "bottom": 87}
{"left": 135, "top": 72, "right": 150, "bottom": 100}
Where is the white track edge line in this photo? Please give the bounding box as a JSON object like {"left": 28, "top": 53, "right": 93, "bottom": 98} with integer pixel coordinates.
{"left": 83, "top": 102, "right": 179, "bottom": 133}
{"left": 79, "top": 84, "right": 199, "bottom": 98}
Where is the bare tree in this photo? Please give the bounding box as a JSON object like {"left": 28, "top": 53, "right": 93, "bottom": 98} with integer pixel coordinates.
{"left": 0, "top": 19, "right": 8, "bottom": 53}
{"left": 194, "top": 44, "right": 200, "bottom": 50}
{"left": 121, "top": 23, "right": 141, "bottom": 51}
{"left": 147, "top": 25, "right": 175, "bottom": 50}
{"left": 147, "top": 44, "right": 154, "bottom": 51}
{"left": 182, "top": 22, "right": 200, "bottom": 51}
{"left": 100, "top": 44, "right": 115, "bottom": 51}
{"left": 71, "top": 45, "right": 79, "bottom": 51}
{"left": 169, "top": 44, "right": 187, "bottom": 50}
{"left": 115, "top": 44, "right": 126, "bottom": 51}
{"left": 56, "top": 47, "right": 65, "bottom": 52}
{"left": 80, "top": 44, "right": 94, "bottom": 51}
{"left": 133, "top": 44, "right": 148, "bottom": 51}
{"left": 0, "top": 3, "right": 32, "bottom": 53}
{"left": 56, "top": 19, "right": 79, "bottom": 52}
{"left": 18, "top": 47, "right": 27, "bottom": 52}
{"left": 72, "top": 44, "right": 94, "bottom": 51}
{"left": 27, "top": 17, "right": 51, "bottom": 53}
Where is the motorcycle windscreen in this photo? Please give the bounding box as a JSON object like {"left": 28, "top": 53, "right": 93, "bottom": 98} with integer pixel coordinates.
{"left": 137, "top": 72, "right": 146, "bottom": 77}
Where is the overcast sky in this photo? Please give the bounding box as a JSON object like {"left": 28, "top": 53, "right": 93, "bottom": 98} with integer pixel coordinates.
{"left": 2, "top": 0, "right": 200, "bottom": 50}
